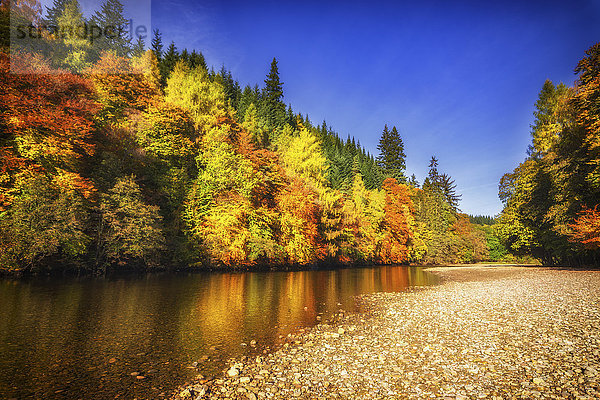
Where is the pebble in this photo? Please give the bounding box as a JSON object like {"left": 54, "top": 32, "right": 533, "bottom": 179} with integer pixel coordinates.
{"left": 170, "top": 267, "right": 600, "bottom": 399}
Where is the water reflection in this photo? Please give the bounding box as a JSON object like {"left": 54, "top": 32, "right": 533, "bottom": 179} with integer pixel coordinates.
{"left": 0, "top": 266, "right": 437, "bottom": 399}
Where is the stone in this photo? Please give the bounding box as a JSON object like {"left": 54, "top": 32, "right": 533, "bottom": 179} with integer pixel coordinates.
{"left": 227, "top": 367, "right": 239, "bottom": 377}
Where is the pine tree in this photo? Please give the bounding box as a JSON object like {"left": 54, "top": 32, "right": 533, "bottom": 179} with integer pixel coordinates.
{"left": 260, "top": 57, "right": 286, "bottom": 133}
{"left": 160, "top": 41, "right": 179, "bottom": 86}
{"left": 131, "top": 35, "right": 145, "bottom": 57}
{"left": 91, "top": 0, "right": 131, "bottom": 57}
{"left": 423, "top": 156, "right": 440, "bottom": 190}
{"left": 439, "top": 173, "right": 461, "bottom": 211}
{"left": 151, "top": 28, "right": 163, "bottom": 60}
{"left": 408, "top": 174, "right": 419, "bottom": 188}
{"left": 423, "top": 156, "right": 461, "bottom": 210}
{"left": 189, "top": 50, "right": 207, "bottom": 71}
{"left": 215, "top": 66, "right": 241, "bottom": 110}
{"left": 179, "top": 48, "right": 189, "bottom": 65}
{"left": 44, "top": 0, "right": 70, "bottom": 28}
{"left": 376, "top": 125, "right": 406, "bottom": 183}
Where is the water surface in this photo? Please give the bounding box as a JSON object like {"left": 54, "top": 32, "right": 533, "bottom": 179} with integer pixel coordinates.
{"left": 0, "top": 265, "right": 438, "bottom": 399}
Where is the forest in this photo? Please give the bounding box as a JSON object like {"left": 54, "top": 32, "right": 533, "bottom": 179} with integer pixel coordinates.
{"left": 0, "top": 0, "right": 598, "bottom": 273}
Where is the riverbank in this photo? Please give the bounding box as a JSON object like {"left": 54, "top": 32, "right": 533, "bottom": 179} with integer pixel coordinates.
{"left": 171, "top": 265, "right": 600, "bottom": 399}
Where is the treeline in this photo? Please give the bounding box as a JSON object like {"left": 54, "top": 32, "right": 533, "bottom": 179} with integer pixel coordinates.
{"left": 496, "top": 42, "right": 600, "bottom": 266}
{"left": 0, "top": 0, "right": 509, "bottom": 273}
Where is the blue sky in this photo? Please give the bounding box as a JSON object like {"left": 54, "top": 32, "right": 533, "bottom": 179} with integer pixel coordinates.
{"left": 148, "top": 0, "right": 600, "bottom": 216}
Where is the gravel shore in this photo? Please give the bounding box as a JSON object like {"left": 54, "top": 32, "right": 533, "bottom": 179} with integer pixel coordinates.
{"left": 172, "top": 266, "right": 600, "bottom": 399}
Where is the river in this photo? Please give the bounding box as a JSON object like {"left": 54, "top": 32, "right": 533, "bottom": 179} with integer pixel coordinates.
{"left": 0, "top": 265, "right": 438, "bottom": 399}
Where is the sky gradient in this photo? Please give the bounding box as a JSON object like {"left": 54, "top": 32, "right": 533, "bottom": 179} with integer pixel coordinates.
{"left": 150, "top": 0, "right": 600, "bottom": 216}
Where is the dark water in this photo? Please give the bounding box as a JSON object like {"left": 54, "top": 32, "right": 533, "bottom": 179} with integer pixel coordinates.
{"left": 0, "top": 265, "right": 438, "bottom": 399}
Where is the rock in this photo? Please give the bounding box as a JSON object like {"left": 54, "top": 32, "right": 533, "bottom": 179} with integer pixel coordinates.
{"left": 136, "top": 375, "right": 146, "bottom": 380}
{"left": 168, "top": 270, "right": 600, "bottom": 400}
{"left": 532, "top": 377, "right": 545, "bottom": 386}
{"left": 250, "top": 340, "right": 257, "bottom": 346}
{"left": 130, "top": 372, "right": 139, "bottom": 376}
{"left": 179, "top": 388, "right": 191, "bottom": 398}
{"left": 191, "top": 385, "right": 206, "bottom": 397}
{"left": 108, "top": 358, "right": 116, "bottom": 364}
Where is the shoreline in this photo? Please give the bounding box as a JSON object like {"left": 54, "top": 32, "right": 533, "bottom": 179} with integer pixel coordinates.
{"left": 171, "top": 265, "right": 600, "bottom": 399}
{"left": 0, "top": 261, "right": 544, "bottom": 279}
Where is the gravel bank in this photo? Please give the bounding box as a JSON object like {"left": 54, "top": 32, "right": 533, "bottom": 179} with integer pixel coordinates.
{"left": 172, "top": 266, "right": 600, "bottom": 399}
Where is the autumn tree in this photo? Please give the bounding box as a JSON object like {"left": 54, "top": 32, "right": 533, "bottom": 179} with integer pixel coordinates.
{"left": 0, "top": 171, "right": 91, "bottom": 271}
{"left": 98, "top": 175, "right": 164, "bottom": 267}
{"left": 379, "top": 178, "right": 417, "bottom": 264}
{"left": 57, "top": 0, "right": 90, "bottom": 72}
{"left": 569, "top": 206, "right": 600, "bottom": 250}
{"left": 0, "top": 53, "right": 98, "bottom": 203}
{"left": 164, "top": 61, "right": 227, "bottom": 134}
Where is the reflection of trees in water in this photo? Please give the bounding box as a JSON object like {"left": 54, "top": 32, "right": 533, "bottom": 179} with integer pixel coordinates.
{"left": 0, "top": 266, "right": 437, "bottom": 399}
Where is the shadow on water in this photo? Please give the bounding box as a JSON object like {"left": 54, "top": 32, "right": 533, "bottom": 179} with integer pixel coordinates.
{"left": 0, "top": 265, "right": 438, "bottom": 399}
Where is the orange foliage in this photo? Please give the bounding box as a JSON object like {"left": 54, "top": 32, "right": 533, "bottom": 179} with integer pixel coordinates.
{"left": 1, "top": 53, "right": 98, "bottom": 162}
{"left": 0, "top": 53, "right": 98, "bottom": 208}
{"left": 53, "top": 170, "right": 96, "bottom": 199}
{"left": 276, "top": 177, "right": 325, "bottom": 264}
{"left": 88, "top": 52, "right": 158, "bottom": 116}
{"left": 453, "top": 213, "right": 473, "bottom": 236}
{"left": 569, "top": 206, "right": 600, "bottom": 249}
{"left": 379, "top": 178, "right": 415, "bottom": 264}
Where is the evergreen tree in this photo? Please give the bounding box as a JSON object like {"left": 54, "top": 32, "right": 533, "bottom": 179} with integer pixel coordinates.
{"left": 215, "top": 65, "right": 241, "bottom": 110}
{"left": 260, "top": 57, "right": 286, "bottom": 133}
{"left": 91, "top": 0, "right": 131, "bottom": 57}
{"left": 439, "top": 173, "right": 461, "bottom": 211}
{"left": 179, "top": 48, "right": 189, "bottom": 65}
{"left": 408, "top": 174, "right": 419, "bottom": 188}
{"left": 237, "top": 85, "right": 257, "bottom": 121}
{"left": 131, "top": 35, "right": 145, "bottom": 57}
{"left": 423, "top": 156, "right": 461, "bottom": 211}
{"left": 188, "top": 50, "right": 207, "bottom": 71}
{"left": 44, "top": 0, "right": 70, "bottom": 28}
{"left": 160, "top": 41, "right": 179, "bottom": 86}
{"left": 376, "top": 125, "right": 406, "bottom": 182}
{"left": 423, "top": 156, "right": 440, "bottom": 191}
{"left": 151, "top": 28, "right": 163, "bottom": 60}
